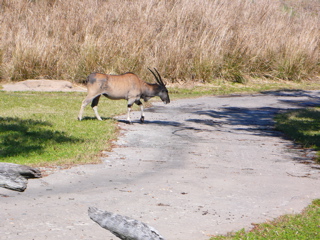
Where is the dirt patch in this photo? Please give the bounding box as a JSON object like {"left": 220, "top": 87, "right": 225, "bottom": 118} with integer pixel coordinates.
{"left": 2, "top": 79, "right": 86, "bottom": 92}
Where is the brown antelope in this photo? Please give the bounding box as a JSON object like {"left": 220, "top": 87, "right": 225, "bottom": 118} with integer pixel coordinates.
{"left": 78, "top": 68, "right": 170, "bottom": 123}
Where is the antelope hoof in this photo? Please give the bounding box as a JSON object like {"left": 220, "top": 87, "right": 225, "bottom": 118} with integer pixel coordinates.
{"left": 140, "top": 116, "right": 145, "bottom": 123}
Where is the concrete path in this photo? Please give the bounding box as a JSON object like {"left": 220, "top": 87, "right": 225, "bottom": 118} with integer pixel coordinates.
{"left": 1, "top": 90, "right": 320, "bottom": 240}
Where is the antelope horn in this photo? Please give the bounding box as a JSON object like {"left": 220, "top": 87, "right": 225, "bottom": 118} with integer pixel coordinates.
{"left": 148, "top": 68, "right": 164, "bottom": 86}
{"left": 153, "top": 68, "right": 165, "bottom": 86}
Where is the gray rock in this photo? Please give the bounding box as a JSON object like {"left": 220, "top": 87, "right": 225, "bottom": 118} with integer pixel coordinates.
{"left": 0, "top": 163, "right": 42, "bottom": 192}
{"left": 0, "top": 170, "right": 28, "bottom": 192}
{"left": 88, "top": 207, "right": 165, "bottom": 240}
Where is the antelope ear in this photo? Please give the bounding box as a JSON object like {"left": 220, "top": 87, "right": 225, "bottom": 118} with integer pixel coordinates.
{"left": 160, "top": 78, "right": 167, "bottom": 87}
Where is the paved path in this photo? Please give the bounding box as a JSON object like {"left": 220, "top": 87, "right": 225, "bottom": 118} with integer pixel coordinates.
{"left": 1, "top": 90, "right": 320, "bottom": 240}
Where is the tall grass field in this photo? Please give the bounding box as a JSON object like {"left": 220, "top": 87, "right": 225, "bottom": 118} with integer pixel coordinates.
{"left": 0, "top": 0, "right": 319, "bottom": 83}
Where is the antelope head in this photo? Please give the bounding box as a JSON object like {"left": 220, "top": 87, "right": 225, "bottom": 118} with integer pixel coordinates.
{"left": 148, "top": 68, "right": 170, "bottom": 104}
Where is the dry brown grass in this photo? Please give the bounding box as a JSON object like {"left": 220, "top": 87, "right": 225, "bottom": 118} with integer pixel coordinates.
{"left": 0, "top": 0, "right": 319, "bottom": 83}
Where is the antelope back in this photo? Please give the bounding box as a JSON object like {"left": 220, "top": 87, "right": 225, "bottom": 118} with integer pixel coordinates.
{"left": 86, "top": 72, "right": 143, "bottom": 100}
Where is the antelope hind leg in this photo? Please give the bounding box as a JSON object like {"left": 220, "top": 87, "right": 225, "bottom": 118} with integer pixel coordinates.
{"left": 78, "top": 96, "right": 97, "bottom": 121}
{"left": 78, "top": 99, "right": 90, "bottom": 121}
{"left": 91, "top": 95, "right": 102, "bottom": 121}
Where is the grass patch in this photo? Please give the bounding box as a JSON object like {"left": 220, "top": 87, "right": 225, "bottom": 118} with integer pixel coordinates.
{"left": 275, "top": 107, "right": 320, "bottom": 162}
{"left": 0, "top": 91, "right": 126, "bottom": 166}
{"left": 169, "top": 78, "right": 320, "bottom": 99}
{"left": 210, "top": 199, "right": 320, "bottom": 240}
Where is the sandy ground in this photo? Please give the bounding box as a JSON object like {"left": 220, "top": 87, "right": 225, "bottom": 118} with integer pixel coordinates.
{"left": 1, "top": 81, "right": 320, "bottom": 240}
{"left": 2, "top": 79, "right": 86, "bottom": 92}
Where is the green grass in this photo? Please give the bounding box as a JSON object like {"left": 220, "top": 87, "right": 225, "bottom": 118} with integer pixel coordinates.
{"left": 0, "top": 91, "right": 126, "bottom": 166}
{"left": 210, "top": 199, "right": 320, "bottom": 240}
{"left": 169, "top": 78, "right": 320, "bottom": 99}
{"left": 275, "top": 107, "right": 320, "bottom": 162}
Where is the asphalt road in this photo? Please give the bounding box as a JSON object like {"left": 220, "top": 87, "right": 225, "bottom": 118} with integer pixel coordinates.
{"left": 1, "top": 90, "right": 320, "bottom": 240}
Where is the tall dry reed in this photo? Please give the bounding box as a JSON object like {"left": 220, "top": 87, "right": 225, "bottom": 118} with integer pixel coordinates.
{"left": 0, "top": 0, "right": 319, "bottom": 83}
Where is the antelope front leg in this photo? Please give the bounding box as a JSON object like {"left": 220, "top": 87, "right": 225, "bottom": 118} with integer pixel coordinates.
{"left": 140, "top": 105, "right": 145, "bottom": 123}
{"left": 126, "top": 99, "right": 137, "bottom": 124}
{"left": 126, "top": 105, "right": 132, "bottom": 124}
{"left": 135, "top": 100, "right": 145, "bottom": 123}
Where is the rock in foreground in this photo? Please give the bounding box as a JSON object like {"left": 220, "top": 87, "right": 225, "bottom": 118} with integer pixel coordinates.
{"left": 88, "top": 207, "right": 165, "bottom": 240}
{"left": 0, "top": 163, "right": 42, "bottom": 192}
